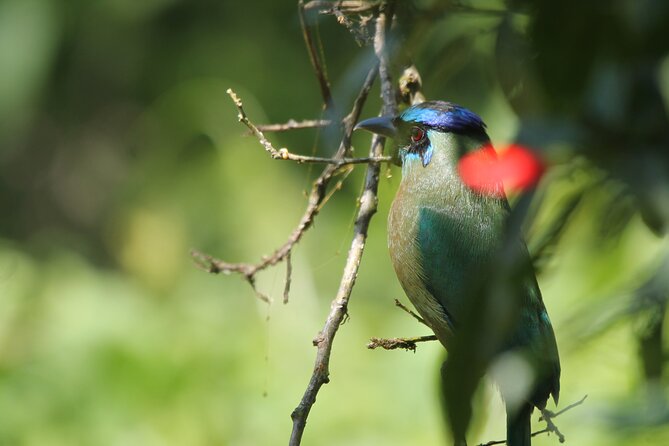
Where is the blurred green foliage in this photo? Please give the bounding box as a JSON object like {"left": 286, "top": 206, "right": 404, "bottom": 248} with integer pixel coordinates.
{"left": 1, "top": 0, "right": 668, "bottom": 445}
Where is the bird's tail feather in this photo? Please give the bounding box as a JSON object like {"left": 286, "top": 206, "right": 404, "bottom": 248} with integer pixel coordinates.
{"left": 506, "top": 403, "right": 533, "bottom": 446}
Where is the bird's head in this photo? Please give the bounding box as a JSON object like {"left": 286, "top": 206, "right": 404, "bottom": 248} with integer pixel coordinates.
{"left": 355, "top": 101, "right": 490, "bottom": 169}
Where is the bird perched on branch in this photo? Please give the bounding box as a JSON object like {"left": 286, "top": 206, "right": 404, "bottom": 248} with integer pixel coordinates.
{"left": 356, "top": 101, "right": 560, "bottom": 446}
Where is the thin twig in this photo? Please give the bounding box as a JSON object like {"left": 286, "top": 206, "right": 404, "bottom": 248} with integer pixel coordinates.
{"left": 193, "top": 63, "right": 380, "bottom": 302}
{"left": 191, "top": 171, "right": 344, "bottom": 298}
{"left": 538, "top": 411, "right": 565, "bottom": 443}
{"left": 375, "top": 3, "right": 397, "bottom": 114}
{"left": 305, "top": 0, "right": 380, "bottom": 14}
{"left": 365, "top": 299, "right": 438, "bottom": 351}
{"left": 478, "top": 439, "right": 506, "bottom": 446}
{"left": 227, "top": 89, "right": 391, "bottom": 166}
{"left": 476, "top": 395, "right": 588, "bottom": 446}
{"left": 367, "top": 335, "right": 438, "bottom": 351}
{"left": 246, "top": 276, "right": 272, "bottom": 304}
{"left": 538, "top": 394, "right": 588, "bottom": 443}
{"left": 316, "top": 166, "right": 354, "bottom": 212}
{"left": 289, "top": 3, "right": 397, "bottom": 445}
{"left": 283, "top": 251, "right": 293, "bottom": 304}
{"left": 255, "top": 119, "right": 333, "bottom": 132}
{"left": 299, "top": 0, "right": 334, "bottom": 109}
{"left": 287, "top": 64, "right": 381, "bottom": 444}
{"left": 549, "top": 394, "right": 588, "bottom": 418}
{"left": 190, "top": 150, "right": 326, "bottom": 299}
{"left": 394, "top": 298, "right": 429, "bottom": 326}
{"left": 191, "top": 251, "right": 253, "bottom": 276}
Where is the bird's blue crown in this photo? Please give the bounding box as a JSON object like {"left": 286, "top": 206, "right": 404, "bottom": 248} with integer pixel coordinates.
{"left": 399, "top": 101, "right": 488, "bottom": 141}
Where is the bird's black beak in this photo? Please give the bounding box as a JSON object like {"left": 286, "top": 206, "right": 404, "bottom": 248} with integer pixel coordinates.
{"left": 354, "top": 116, "right": 397, "bottom": 138}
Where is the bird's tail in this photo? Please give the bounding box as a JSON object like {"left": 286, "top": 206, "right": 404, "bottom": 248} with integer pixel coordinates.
{"left": 506, "top": 403, "right": 533, "bottom": 446}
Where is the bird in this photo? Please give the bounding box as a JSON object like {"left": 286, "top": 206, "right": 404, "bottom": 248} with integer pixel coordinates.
{"left": 355, "top": 101, "right": 560, "bottom": 446}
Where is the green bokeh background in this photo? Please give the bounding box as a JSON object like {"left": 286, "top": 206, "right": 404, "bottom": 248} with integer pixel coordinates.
{"left": 1, "top": 1, "right": 668, "bottom": 445}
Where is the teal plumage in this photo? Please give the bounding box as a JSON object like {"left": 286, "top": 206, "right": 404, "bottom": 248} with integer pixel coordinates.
{"left": 356, "top": 102, "right": 560, "bottom": 446}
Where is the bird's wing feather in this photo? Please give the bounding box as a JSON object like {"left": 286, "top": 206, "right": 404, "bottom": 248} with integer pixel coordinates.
{"left": 416, "top": 204, "right": 560, "bottom": 404}
{"left": 415, "top": 204, "right": 505, "bottom": 326}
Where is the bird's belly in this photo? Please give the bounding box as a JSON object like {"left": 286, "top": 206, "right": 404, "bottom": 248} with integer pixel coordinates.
{"left": 388, "top": 193, "right": 504, "bottom": 347}
{"left": 388, "top": 199, "right": 455, "bottom": 345}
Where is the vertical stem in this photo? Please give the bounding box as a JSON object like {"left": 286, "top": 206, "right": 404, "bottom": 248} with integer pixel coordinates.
{"left": 288, "top": 3, "right": 397, "bottom": 445}
{"left": 298, "top": 0, "right": 334, "bottom": 110}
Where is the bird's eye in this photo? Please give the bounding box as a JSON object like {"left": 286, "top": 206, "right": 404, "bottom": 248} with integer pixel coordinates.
{"left": 410, "top": 126, "right": 425, "bottom": 142}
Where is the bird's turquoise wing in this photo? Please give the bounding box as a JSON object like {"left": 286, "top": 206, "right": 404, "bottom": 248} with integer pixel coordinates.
{"left": 415, "top": 205, "right": 505, "bottom": 326}
{"left": 416, "top": 205, "right": 560, "bottom": 404}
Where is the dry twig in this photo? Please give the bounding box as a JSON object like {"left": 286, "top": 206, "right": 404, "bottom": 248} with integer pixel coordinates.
{"left": 537, "top": 395, "right": 588, "bottom": 443}
{"left": 193, "top": 1, "right": 403, "bottom": 444}
{"left": 255, "top": 119, "right": 333, "bottom": 132}
{"left": 476, "top": 395, "right": 588, "bottom": 446}
{"left": 367, "top": 335, "right": 438, "bottom": 352}
{"left": 289, "top": 2, "right": 397, "bottom": 444}
{"left": 395, "top": 298, "right": 429, "bottom": 325}
{"left": 283, "top": 252, "right": 293, "bottom": 304}
{"left": 299, "top": 0, "right": 334, "bottom": 109}
{"left": 191, "top": 75, "right": 389, "bottom": 302}
{"left": 366, "top": 299, "right": 438, "bottom": 351}
{"left": 226, "top": 88, "right": 391, "bottom": 166}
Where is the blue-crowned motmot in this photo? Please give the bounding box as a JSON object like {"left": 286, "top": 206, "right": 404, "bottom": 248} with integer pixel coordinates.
{"left": 356, "top": 101, "right": 560, "bottom": 446}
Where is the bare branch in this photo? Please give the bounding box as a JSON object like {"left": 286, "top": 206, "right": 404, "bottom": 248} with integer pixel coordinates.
{"left": 287, "top": 65, "right": 381, "bottom": 446}
{"left": 227, "top": 88, "right": 391, "bottom": 166}
{"left": 193, "top": 58, "right": 379, "bottom": 304}
{"left": 367, "top": 335, "right": 438, "bottom": 352}
{"left": 476, "top": 395, "right": 588, "bottom": 446}
{"left": 194, "top": 1, "right": 399, "bottom": 442}
{"left": 191, "top": 250, "right": 253, "bottom": 276}
{"left": 255, "top": 119, "right": 333, "bottom": 132}
{"left": 536, "top": 411, "right": 565, "bottom": 443}
{"left": 538, "top": 395, "right": 588, "bottom": 443}
{"left": 550, "top": 394, "right": 588, "bottom": 418}
{"left": 374, "top": 4, "right": 397, "bottom": 115}
{"left": 289, "top": 3, "right": 397, "bottom": 444}
{"left": 317, "top": 165, "right": 354, "bottom": 211}
{"left": 191, "top": 164, "right": 340, "bottom": 296}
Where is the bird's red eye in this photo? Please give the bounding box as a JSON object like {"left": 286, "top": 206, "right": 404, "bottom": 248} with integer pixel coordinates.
{"left": 410, "top": 126, "right": 425, "bottom": 142}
